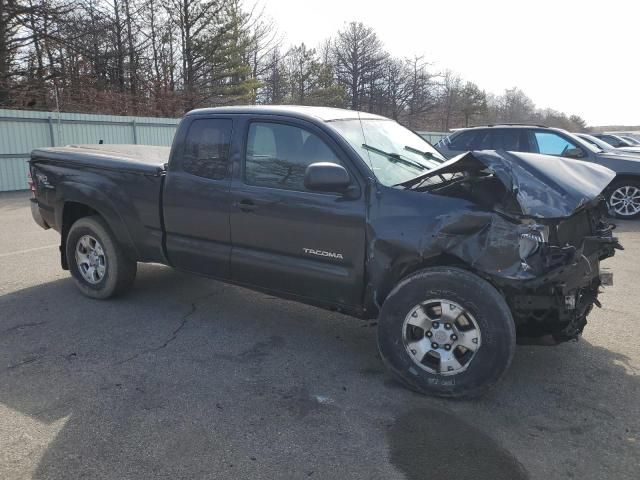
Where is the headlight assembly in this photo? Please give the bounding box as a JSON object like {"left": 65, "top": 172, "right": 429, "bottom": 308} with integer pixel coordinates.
{"left": 519, "top": 224, "right": 549, "bottom": 262}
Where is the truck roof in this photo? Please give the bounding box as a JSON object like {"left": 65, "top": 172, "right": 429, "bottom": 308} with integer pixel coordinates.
{"left": 186, "top": 105, "right": 387, "bottom": 122}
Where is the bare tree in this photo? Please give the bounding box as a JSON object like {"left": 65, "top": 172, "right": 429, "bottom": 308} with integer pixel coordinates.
{"left": 239, "top": 1, "right": 281, "bottom": 104}
{"left": 332, "top": 22, "right": 386, "bottom": 110}
{"left": 405, "top": 56, "right": 436, "bottom": 129}
{"left": 500, "top": 87, "right": 535, "bottom": 123}
{"left": 0, "top": 0, "right": 28, "bottom": 105}
{"left": 439, "top": 70, "right": 462, "bottom": 130}
{"left": 260, "top": 46, "right": 287, "bottom": 104}
{"left": 458, "top": 81, "right": 486, "bottom": 127}
{"left": 0, "top": 6, "right": 590, "bottom": 130}
{"left": 379, "top": 57, "right": 410, "bottom": 120}
{"left": 286, "top": 43, "right": 318, "bottom": 104}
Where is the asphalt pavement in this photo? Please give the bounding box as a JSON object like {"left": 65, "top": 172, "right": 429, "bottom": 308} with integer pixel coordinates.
{"left": 1, "top": 191, "right": 638, "bottom": 479}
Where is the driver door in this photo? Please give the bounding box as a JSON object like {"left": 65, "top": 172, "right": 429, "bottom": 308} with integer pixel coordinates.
{"left": 229, "top": 118, "right": 367, "bottom": 308}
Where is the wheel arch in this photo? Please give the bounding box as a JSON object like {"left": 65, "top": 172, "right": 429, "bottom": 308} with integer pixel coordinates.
{"left": 57, "top": 183, "right": 138, "bottom": 269}
{"left": 609, "top": 173, "right": 640, "bottom": 185}
{"left": 368, "top": 253, "right": 476, "bottom": 315}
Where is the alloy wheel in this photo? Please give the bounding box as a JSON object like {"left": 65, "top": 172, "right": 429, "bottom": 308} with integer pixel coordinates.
{"left": 75, "top": 235, "right": 107, "bottom": 284}
{"left": 402, "top": 299, "right": 481, "bottom": 376}
{"left": 610, "top": 185, "right": 640, "bottom": 217}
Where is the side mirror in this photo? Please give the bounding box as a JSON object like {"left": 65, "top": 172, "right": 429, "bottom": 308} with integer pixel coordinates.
{"left": 304, "top": 162, "right": 351, "bottom": 193}
{"left": 565, "top": 147, "right": 585, "bottom": 159}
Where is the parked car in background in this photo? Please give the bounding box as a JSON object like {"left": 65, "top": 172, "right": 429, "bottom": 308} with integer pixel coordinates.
{"left": 28, "top": 106, "right": 620, "bottom": 398}
{"left": 593, "top": 133, "right": 633, "bottom": 148}
{"left": 592, "top": 133, "right": 640, "bottom": 153}
{"left": 575, "top": 133, "right": 640, "bottom": 156}
{"left": 618, "top": 135, "right": 640, "bottom": 146}
{"left": 436, "top": 124, "right": 640, "bottom": 219}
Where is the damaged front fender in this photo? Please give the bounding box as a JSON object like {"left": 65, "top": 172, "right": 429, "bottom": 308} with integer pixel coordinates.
{"left": 365, "top": 150, "right": 619, "bottom": 342}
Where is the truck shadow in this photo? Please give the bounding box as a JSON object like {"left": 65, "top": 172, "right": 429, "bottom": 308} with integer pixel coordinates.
{"left": 0, "top": 264, "right": 637, "bottom": 479}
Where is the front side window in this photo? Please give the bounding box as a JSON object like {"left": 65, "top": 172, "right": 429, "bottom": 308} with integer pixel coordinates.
{"left": 182, "top": 119, "right": 232, "bottom": 180}
{"left": 329, "top": 119, "right": 445, "bottom": 186}
{"left": 245, "top": 122, "right": 341, "bottom": 191}
{"left": 533, "top": 131, "right": 579, "bottom": 156}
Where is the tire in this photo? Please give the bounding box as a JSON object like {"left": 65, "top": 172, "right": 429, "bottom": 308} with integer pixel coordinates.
{"left": 377, "top": 267, "right": 516, "bottom": 398}
{"left": 66, "top": 215, "right": 137, "bottom": 299}
{"left": 606, "top": 179, "right": 640, "bottom": 219}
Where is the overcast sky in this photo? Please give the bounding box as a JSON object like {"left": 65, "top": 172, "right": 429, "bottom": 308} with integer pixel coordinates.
{"left": 263, "top": 0, "right": 640, "bottom": 126}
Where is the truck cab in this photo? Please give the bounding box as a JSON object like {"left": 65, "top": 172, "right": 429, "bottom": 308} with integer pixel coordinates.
{"left": 162, "top": 107, "right": 372, "bottom": 313}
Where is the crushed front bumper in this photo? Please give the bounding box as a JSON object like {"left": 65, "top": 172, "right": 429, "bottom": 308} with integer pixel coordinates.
{"left": 504, "top": 218, "right": 621, "bottom": 344}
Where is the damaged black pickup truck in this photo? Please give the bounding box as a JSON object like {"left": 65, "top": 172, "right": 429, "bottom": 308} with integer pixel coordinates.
{"left": 29, "top": 106, "right": 621, "bottom": 398}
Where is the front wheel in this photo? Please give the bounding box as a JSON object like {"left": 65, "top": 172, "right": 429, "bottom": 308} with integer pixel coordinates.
{"left": 607, "top": 179, "right": 640, "bottom": 219}
{"left": 66, "top": 216, "right": 137, "bottom": 299}
{"left": 377, "top": 267, "right": 516, "bottom": 398}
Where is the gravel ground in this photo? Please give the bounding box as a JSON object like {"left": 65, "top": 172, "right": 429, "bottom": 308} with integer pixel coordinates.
{"left": 1, "top": 190, "right": 638, "bottom": 480}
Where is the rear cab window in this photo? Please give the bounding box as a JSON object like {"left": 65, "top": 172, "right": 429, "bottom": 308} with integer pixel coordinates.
{"left": 181, "top": 118, "right": 233, "bottom": 180}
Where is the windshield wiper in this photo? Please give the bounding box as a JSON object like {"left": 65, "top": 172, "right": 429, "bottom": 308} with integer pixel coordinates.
{"left": 403, "top": 145, "right": 443, "bottom": 163}
{"left": 362, "top": 144, "right": 428, "bottom": 171}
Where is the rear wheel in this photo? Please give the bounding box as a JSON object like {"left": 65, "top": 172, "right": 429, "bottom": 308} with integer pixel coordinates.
{"left": 377, "top": 267, "right": 516, "bottom": 398}
{"left": 66, "top": 216, "right": 137, "bottom": 299}
{"left": 607, "top": 179, "right": 640, "bottom": 219}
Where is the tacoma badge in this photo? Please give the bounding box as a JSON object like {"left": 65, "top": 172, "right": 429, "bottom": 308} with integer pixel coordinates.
{"left": 303, "top": 248, "right": 344, "bottom": 260}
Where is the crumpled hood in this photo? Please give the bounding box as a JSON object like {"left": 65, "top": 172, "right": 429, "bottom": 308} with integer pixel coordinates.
{"left": 403, "top": 150, "right": 616, "bottom": 218}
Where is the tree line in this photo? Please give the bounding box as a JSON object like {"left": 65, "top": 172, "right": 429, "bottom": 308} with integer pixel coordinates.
{"left": 0, "top": 0, "right": 588, "bottom": 131}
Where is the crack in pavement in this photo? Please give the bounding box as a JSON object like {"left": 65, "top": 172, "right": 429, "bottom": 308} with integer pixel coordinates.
{"left": 115, "top": 289, "right": 222, "bottom": 365}
{"left": 115, "top": 303, "right": 196, "bottom": 365}
{"left": 5, "top": 356, "right": 41, "bottom": 371}
{"left": 1, "top": 321, "right": 48, "bottom": 336}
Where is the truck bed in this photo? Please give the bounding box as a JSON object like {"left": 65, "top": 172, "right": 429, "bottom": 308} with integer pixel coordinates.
{"left": 31, "top": 144, "right": 169, "bottom": 175}
{"left": 30, "top": 144, "right": 170, "bottom": 265}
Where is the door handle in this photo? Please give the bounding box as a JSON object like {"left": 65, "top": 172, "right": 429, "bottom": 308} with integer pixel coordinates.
{"left": 238, "top": 199, "right": 257, "bottom": 212}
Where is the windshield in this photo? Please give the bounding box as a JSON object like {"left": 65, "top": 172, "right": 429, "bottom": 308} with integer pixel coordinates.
{"left": 328, "top": 119, "right": 446, "bottom": 186}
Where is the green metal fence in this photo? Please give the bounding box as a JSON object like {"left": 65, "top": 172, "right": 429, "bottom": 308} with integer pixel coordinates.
{"left": 0, "top": 109, "right": 449, "bottom": 193}
{"left": 0, "top": 109, "right": 179, "bottom": 192}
